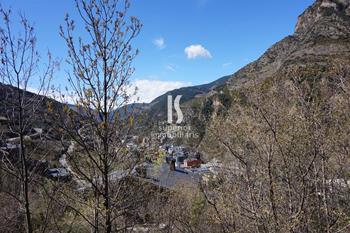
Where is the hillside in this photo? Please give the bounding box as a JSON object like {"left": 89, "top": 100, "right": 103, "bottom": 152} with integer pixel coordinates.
{"left": 135, "top": 0, "right": 350, "bottom": 152}
{"left": 188, "top": 0, "right": 350, "bottom": 159}
{"left": 0, "top": 83, "right": 68, "bottom": 135}
{"left": 2, "top": 1, "right": 350, "bottom": 232}
{"left": 225, "top": 0, "right": 350, "bottom": 88}
{"left": 125, "top": 75, "right": 231, "bottom": 123}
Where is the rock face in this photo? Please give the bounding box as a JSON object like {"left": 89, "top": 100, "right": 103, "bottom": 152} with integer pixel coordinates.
{"left": 295, "top": 0, "right": 350, "bottom": 36}
{"left": 225, "top": 0, "right": 350, "bottom": 90}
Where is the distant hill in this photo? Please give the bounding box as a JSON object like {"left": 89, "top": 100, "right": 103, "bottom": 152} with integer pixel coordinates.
{"left": 126, "top": 75, "right": 231, "bottom": 123}
{"left": 0, "top": 83, "right": 66, "bottom": 131}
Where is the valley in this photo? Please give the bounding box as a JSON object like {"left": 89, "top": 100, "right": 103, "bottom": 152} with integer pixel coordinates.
{"left": 1, "top": 0, "right": 350, "bottom": 232}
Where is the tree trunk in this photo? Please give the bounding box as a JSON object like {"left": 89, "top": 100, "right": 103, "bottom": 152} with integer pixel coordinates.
{"left": 17, "top": 81, "right": 33, "bottom": 233}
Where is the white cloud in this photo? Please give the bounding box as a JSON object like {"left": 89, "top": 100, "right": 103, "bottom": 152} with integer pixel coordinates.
{"left": 130, "top": 79, "right": 191, "bottom": 103}
{"left": 166, "top": 64, "right": 176, "bottom": 72}
{"left": 184, "top": 44, "right": 212, "bottom": 59}
{"left": 153, "top": 37, "right": 166, "bottom": 49}
{"left": 28, "top": 80, "right": 189, "bottom": 105}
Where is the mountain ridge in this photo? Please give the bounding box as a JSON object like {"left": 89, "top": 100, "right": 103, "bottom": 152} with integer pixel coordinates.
{"left": 193, "top": 0, "right": 350, "bottom": 159}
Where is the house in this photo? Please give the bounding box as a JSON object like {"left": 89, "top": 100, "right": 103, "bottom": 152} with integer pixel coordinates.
{"left": 184, "top": 159, "right": 202, "bottom": 168}
{"left": 175, "top": 155, "right": 186, "bottom": 168}
{"left": 30, "top": 128, "right": 43, "bottom": 139}
{"left": 46, "top": 168, "right": 70, "bottom": 180}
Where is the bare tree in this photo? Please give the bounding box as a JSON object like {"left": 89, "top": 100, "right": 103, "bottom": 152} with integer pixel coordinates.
{"left": 0, "top": 8, "right": 55, "bottom": 233}
{"left": 197, "top": 63, "right": 350, "bottom": 232}
{"left": 59, "top": 0, "right": 142, "bottom": 232}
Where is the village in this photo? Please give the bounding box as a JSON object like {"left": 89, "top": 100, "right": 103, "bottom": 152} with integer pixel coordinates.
{"left": 0, "top": 116, "right": 221, "bottom": 190}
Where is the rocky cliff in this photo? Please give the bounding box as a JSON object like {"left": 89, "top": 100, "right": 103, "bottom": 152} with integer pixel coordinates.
{"left": 224, "top": 0, "right": 350, "bottom": 89}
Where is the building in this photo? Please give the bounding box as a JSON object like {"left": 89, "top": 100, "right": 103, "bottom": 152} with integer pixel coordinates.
{"left": 184, "top": 159, "right": 202, "bottom": 168}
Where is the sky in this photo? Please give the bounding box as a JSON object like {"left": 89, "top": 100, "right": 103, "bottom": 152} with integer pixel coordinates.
{"left": 1, "top": 0, "right": 314, "bottom": 103}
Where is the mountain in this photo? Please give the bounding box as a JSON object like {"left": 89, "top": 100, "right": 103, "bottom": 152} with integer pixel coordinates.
{"left": 183, "top": 0, "right": 350, "bottom": 158}
{"left": 123, "top": 75, "right": 231, "bottom": 126}
{"left": 224, "top": 0, "right": 350, "bottom": 88}
{"left": 145, "top": 75, "right": 231, "bottom": 118}
{"left": 3, "top": 0, "right": 349, "bottom": 155}
{"left": 129, "top": 0, "right": 350, "bottom": 147}
{"left": 0, "top": 83, "right": 66, "bottom": 133}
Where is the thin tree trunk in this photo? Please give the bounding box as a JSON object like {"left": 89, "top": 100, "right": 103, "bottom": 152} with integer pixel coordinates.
{"left": 94, "top": 185, "right": 100, "bottom": 233}
{"left": 321, "top": 158, "right": 330, "bottom": 233}
{"left": 17, "top": 78, "right": 33, "bottom": 233}
{"left": 104, "top": 164, "right": 111, "bottom": 233}
{"left": 268, "top": 152, "right": 278, "bottom": 233}
{"left": 103, "top": 64, "right": 112, "bottom": 233}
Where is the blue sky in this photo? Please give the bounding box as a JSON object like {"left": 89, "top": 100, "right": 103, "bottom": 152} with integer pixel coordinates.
{"left": 1, "top": 0, "right": 314, "bottom": 103}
